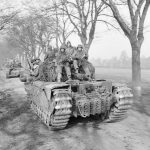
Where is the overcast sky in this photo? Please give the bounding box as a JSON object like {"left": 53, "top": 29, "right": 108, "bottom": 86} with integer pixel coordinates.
{"left": 69, "top": 12, "right": 150, "bottom": 59}
{"left": 89, "top": 25, "right": 150, "bottom": 59}
{"left": 1, "top": 0, "right": 150, "bottom": 59}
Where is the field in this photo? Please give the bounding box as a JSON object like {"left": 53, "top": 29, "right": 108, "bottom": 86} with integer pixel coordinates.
{"left": 95, "top": 67, "right": 150, "bottom": 116}
{"left": 0, "top": 68, "right": 150, "bottom": 150}
{"left": 95, "top": 67, "right": 150, "bottom": 83}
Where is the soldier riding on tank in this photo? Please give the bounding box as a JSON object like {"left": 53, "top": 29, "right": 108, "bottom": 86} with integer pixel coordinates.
{"left": 56, "top": 44, "right": 72, "bottom": 82}
{"left": 66, "top": 41, "right": 75, "bottom": 59}
{"left": 72, "top": 44, "right": 91, "bottom": 80}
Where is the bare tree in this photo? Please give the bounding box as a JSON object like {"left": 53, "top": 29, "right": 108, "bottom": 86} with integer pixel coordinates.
{"left": 58, "top": 14, "right": 76, "bottom": 45}
{"left": 7, "top": 15, "right": 55, "bottom": 59}
{"left": 41, "top": 0, "right": 75, "bottom": 47}
{"left": 0, "top": 7, "right": 18, "bottom": 31}
{"left": 103, "top": 0, "right": 150, "bottom": 95}
{"left": 59, "top": 0, "right": 106, "bottom": 54}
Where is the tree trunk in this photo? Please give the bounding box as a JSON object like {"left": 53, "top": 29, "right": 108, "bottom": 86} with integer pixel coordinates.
{"left": 84, "top": 44, "right": 90, "bottom": 53}
{"left": 80, "top": 36, "right": 93, "bottom": 58}
{"left": 130, "top": 40, "right": 142, "bottom": 97}
{"left": 55, "top": 4, "right": 59, "bottom": 49}
{"left": 62, "top": 35, "right": 66, "bottom": 45}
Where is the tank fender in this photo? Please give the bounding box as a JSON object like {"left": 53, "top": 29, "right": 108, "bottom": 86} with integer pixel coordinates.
{"left": 43, "top": 83, "right": 71, "bottom": 101}
{"left": 44, "top": 83, "right": 70, "bottom": 90}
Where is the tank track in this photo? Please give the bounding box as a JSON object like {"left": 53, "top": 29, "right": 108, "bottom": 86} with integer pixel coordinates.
{"left": 50, "top": 90, "right": 72, "bottom": 129}
{"left": 104, "top": 83, "right": 133, "bottom": 123}
{"left": 30, "top": 89, "right": 72, "bottom": 130}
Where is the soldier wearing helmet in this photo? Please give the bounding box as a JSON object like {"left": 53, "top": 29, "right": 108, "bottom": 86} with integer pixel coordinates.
{"left": 72, "top": 44, "right": 86, "bottom": 73}
{"left": 66, "top": 41, "right": 75, "bottom": 59}
{"left": 56, "top": 44, "right": 71, "bottom": 82}
{"left": 72, "top": 44, "right": 91, "bottom": 79}
{"left": 44, "top": 50, "right": 56, "bottom": 62}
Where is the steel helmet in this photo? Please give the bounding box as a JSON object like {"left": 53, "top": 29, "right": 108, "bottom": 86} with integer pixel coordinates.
{"left": 67, "top": 41, "right": 71, "bottom": 46}
{"left": 60, "top": 44, "right": 66, "bottom": 52}
{"left": 77, "top": 44, "right": 83, "bottom": 49}
{"left": 31, "top": 57, "right": 40, "bottom": 63}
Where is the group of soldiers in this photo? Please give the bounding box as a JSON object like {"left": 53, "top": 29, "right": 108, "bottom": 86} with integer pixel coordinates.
{"left": 30, "top": 41, "right": 92, "bottom": 82}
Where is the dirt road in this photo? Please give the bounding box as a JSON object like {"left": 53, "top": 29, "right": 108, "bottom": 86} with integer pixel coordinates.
{"left": 0, "top": 70, "right": 150, "bottom": 150}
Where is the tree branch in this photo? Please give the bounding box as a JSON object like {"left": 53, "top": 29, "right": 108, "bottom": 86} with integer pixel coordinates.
{"left": 138, "top": 0, "right": 150, "bottom": 41}
{"left": 62, "top": 0, "right": 81, "bottom": 35}
{"left": 103, "top": 0, "right": 131, "bottom": 37}
{"left": 97, "top": 19, "right": 120, "bottom": 30}
{"left": 134, "top": 0, "right": 145, "bottom": 21}
{"left": 85, "top": 0, "right": 91, "bottom": 20}
{"left": 127, "top": 0, "right": 134, "bottom": 22}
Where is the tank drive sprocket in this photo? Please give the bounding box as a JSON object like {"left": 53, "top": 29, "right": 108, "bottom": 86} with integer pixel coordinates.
{"left": 50, "top": 89, "right": 72, "bottom": 129}
{"left": 104, "top": 83, "right": 133, "bottom": 122}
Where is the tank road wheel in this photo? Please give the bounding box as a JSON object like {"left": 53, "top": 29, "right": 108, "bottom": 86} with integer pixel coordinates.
{"left": 104, "top": 83, "right": 133, "bottom": 123}
{"left": 50, "top": 90, "right": 72, "bottom": 130}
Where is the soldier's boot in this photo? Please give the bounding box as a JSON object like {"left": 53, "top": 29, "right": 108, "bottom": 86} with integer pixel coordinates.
{"left": 57, "top": 73, "right": 62, "bottom": 82}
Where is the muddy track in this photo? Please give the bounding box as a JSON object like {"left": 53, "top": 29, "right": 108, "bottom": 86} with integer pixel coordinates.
{"left": 0, "top": 72, "right": 150, "bottom": 150}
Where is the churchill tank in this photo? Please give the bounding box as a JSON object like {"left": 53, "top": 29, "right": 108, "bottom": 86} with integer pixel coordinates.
{"left": 6, "top": 61, "right": 23, "bottom": 79}
{"left": 25, "top": 57, "right": 133, "bottom": 130}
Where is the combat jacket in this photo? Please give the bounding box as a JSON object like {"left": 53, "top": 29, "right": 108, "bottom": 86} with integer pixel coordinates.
{"left": 72, "top": 50, "right": 86, "bottom": 60}
{"left": 56, "top": 51, "right": 70, "bottom": 65}
{"left": 44, "top": 51, "right": 56, "bottom": 62}
{"left": 66, "top": 46, "right": 76, "bottom": 58}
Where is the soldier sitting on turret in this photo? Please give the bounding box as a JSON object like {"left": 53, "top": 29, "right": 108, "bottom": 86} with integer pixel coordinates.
{"left": 72, "top": 44, "right": 91, "bottom": 80}
{"left": 56, "top": 44, "right": 72, "bottom": 82}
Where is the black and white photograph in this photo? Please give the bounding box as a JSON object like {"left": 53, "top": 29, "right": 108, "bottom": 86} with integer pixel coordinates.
{"left": 0, "top": 0, "right": 150, "bottom": 150}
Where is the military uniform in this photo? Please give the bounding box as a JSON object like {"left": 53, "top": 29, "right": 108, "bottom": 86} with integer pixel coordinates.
{"left": 44, "top": 50, "right": 56, "bottom": 62}
{"left": 72, "top": 45, "right": 86, "bottom": 72}
{"left": 66, "top": 41, "right": 75, "bottom": 58}
{"left": 72, "top": 44, "right": 91, "bottom": 79}
{"left": 56, "top": 45, "right": 71, "bottom": 82}
{"left": 66, "top": 46, "right": 75, "bottom": 58}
